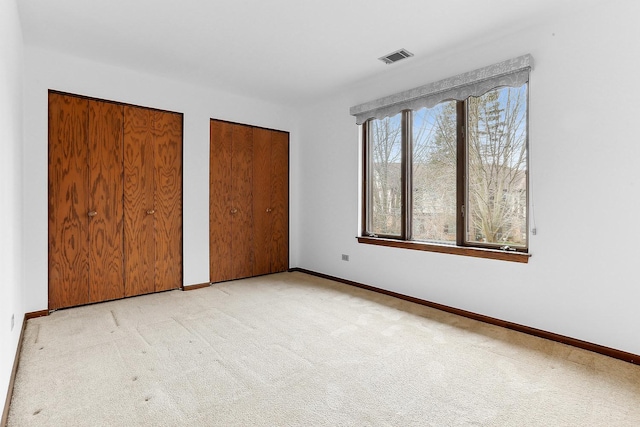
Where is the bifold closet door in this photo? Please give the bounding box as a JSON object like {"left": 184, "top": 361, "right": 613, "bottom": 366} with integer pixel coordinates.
{"left": 152, "top": 110, "right": 183, "bottom": 292}
{"left": 268, "top": 130, "right": 289, "bottom": 273}
{"left": 230, "top": 124, "right": 255, "bottom": 279}
{"left": 49, "top": 94, "right": 91, "bottom": 309}
{"left": 252, "top": 128, "right": 288, "bottom": 276}
{"left": 50, "top": 93, "right": 182, "bottom": 309}
{"left": 49, "top": 94, "right": 124, "bottom": 309}
{"left": 124, "top": 106, "right": 156, "bottom": 296}
{"left": 209, "top": 120, "right": 233, "bottom": 282}
{"left": 124, "top": 106, "right": 183, "bottom": 295}
{"left": 209, "top": 120, "right": 254, "bottom": 282}
{"left": 87, "top": 100, "right": 125, "bottom": 303}
{"left": 210, "top": 119, "right": 288, "bottom": 283}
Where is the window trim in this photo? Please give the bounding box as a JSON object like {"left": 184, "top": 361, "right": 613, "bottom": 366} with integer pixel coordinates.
{"left": 357, "top": 236, "right": 530, "bottom": 263}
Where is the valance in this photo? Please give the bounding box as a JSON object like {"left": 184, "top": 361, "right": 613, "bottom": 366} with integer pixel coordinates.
{"left": 350, "top": 54, "right": 533, "bottom": 125}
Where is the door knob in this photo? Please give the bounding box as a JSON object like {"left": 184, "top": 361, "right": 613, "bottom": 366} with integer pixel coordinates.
{"left": 266, "top": 208, "right": 272, "bottom": 213}
{"left": 146, "top": 209, "right": 155, "bottom": 215}
{"left": 88, "top": 211, "right": 97, "bottom": 217}
{"left": 230, "top": 208, "right": 238, "bottom": 214}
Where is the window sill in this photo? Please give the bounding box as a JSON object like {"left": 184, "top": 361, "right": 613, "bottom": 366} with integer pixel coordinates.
{"left": 357, "top": 236, "right": 530, "bottom": 263}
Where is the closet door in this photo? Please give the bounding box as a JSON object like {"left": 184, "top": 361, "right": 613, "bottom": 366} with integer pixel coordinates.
{"left": 49, "top": 95, "right": 126, "bottom": 308}
{"left": 269, "top": 131, "right": 289, "bottom": 272}
{"left": 210, "top": 120, "right": 288, "bottom": 283}
{"left": 124, "top": 106, "right": 155, "bottom": 296}
{"left": 209, "top": 120, "right": 254, "bottom": 282}
{"left": 253, "top": 128, "right": 289, "bottom": 275}
{"left": 49, "top": 93, "right": 91, "bottom": 310}
{"left": 124, "top": 107, "right": 183, "bottom": 295}
{"left": 87, "top": 100, "right": 125, "bottom": 303}
{"left": 231, "top": 124, "right": 255, "bottom": 279}
{"left": 209, "top": 120, "right": 233, "bottom": 282}
{"left": 252, "top": 128, "right": 272, "bottom": 276}
{"left": 50, "top": 93, "right": 182, "bottom": 308}
{"left": 153, "top": 110, "right": 183, "bottom": 291}
{"left": 210, "top": 120, "right": 255, "bottom": 282}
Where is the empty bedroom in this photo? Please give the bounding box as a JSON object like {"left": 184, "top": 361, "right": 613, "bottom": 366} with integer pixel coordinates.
{"left": 1, "top": 0, "right": 639, "bottom": 425}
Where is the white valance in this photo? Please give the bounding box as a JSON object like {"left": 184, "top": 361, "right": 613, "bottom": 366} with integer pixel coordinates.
{"left": 350, "top": 54, "right": 533, "bottom": 125}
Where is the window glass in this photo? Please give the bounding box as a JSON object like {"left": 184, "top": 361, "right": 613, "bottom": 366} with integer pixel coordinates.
{"left": 412, "top": 101, "right": 457, "bottom": 243}
{"left": 361, "top": 82, "right": 529, "bottom": 255}
{"left": 369, "top": 113, "right": 402, "bottom": 236}
{"left": 466, "top": 85, "right": 528, "bottom": 247}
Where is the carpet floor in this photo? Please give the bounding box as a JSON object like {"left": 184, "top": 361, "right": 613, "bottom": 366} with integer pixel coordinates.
{"left": 7, "top": 272, "right": 640, "bottom": 426}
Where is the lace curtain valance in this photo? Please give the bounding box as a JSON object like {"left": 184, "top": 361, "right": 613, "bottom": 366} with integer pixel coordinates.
{"left": 350, "top": 54, "right": 533, "bottom": 125}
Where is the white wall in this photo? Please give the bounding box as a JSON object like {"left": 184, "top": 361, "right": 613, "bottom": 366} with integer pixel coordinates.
{"left": 0, "top": 0, "right": 25, "bottom": 413}
{"left": 22, "top": 46, "right": 301, "bottom": 312}
{"left": 296, "top": 0, "right": 640, "bottom": 355}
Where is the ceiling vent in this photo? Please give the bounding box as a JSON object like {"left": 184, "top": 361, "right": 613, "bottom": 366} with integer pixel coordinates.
{"left": 379, "top": 49, "right": 414, "bottom": 65}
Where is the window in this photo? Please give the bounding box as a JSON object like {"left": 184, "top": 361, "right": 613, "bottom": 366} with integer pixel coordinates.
{"left": 466, "top": 86, "right": 528, "bottom": 249}
{"left": 411, "top": 101, "right": 457, "bottom": 244}
{"left": 368, "top": 112, "right": 403, "bottom": 236}
{"left": 354, "top": 55, "right": 532, "bottom": 262}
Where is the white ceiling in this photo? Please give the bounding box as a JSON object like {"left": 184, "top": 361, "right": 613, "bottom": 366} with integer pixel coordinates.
{"left": 18, "top": 0, "right": 597, "bottom": 106}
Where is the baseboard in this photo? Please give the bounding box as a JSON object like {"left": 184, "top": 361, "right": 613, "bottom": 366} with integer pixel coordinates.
{"left": 25, "top": 310, "right": 48, "bottom": 320}
{"left": 289, "top": 268, "right": 640, "bottom": 366}
{"left": 183, "top": 282, "right": 211, "bottom": 291}
{"left": 1, "top": 310, "right": 47, "bottom": 427}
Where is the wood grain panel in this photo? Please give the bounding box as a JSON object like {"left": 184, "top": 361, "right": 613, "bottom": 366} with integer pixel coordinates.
{"left": 209, "top": 120, "right": 233, "bottom": 283}
{"left": 88, "top": 100, "right": 125, "bottom": 303}
{"left": 124, "top": 106, "right": 155, "bottom": 296}
{"left": 252, "top": 127, "right": 272, "bottom": 276}
{"left": 48, "top": 93, "right": 90, "bottom": 309}
{"left": 153, "top": 110, "right": 183, "bottom": 292}
{"left": 270, "top": 131, "right": 289, "bottom": 272}
{"left": 231, "top": 124, "right": 254, "bottom": 279}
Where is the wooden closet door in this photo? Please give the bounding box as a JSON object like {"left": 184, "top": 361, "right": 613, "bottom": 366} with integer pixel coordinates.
{"left": 253, "top": 128, "right": 288, "bottom": 275}
{"left": 210, "top": 121, "right": 288, "bottom": 282}
{"left": 153, "top": 110, "right": 183, "bottom": 292}
{"left": 88, "top": 100, "right": 125, "bottom": 303}
{"left": 123, "top": 106, "right": 155, "bottom": 296}
{"left": 48, "top": 93, "right": 90, "bottom": 309}
{"left": 270, "top": 131, "right": 289, "bottom": 272}
{"left": 252, "top": 128, "right": 273, "bottom": 276}
{"left": 231, "top": 124, "right": 255, "bottom": 279}
{"left": 210, "top": 120, "right": 233, "bottom": 282}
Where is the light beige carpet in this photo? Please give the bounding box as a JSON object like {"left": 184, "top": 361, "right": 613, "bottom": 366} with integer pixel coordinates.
{"left": 8, "top": 272, "right": 640, "bottom": 426}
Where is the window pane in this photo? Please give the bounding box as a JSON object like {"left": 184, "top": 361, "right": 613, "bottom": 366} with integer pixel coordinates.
{"left": 412, "top": 101, "right": 457, "bottom": 243}
{"left": 466, "top": 85, "right": 528, "bottom": 247}
{"left": 369, "top": 113, "right": 402, "bottom": 236}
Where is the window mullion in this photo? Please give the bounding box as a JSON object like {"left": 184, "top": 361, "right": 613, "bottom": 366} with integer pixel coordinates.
{"left": 456, "top": 101, "right": 466, "bottom": 247}
{"left": 402, "top": 110, "right": 412, "bottom": 241}
{"left": 362, "top": 122, "right": 371, "bottom": 236}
